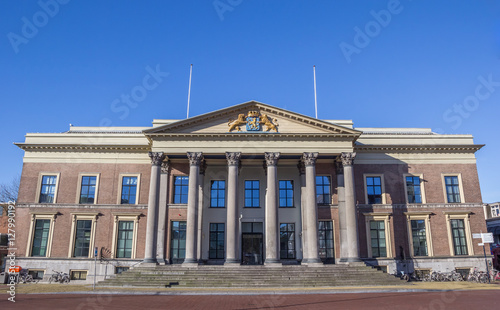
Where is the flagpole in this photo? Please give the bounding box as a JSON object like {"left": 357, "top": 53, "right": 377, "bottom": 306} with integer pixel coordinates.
{"left": 313, "top": 65, "right": 318, "bottom": 119}
{"left": 186, "top": 64, "right": 193, "bottom": 119}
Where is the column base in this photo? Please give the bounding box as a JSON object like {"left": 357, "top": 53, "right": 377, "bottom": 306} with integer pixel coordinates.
{"left": 224, "top": 259, "right": 240, "bottom": 265}
{"left": 343, "top": 257, "right": 362, "bottom": 263}
{"left": 156, "top": 258, "right": 168, "bottom": 265}
{"left": 264, "top": 259, "right": 282, "bottom": 266}
{"left": 142, "top": 258, "right": 158, "bottom": 264}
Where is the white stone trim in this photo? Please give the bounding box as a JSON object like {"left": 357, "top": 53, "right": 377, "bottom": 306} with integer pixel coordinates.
{"left": 75, "top": 173, "right": 100, "bottom": 204}
{"left": 67, "top": 213, "right": 99, "bottom": 258}
{"left": 117, "top": 173, "right": 141, "bottom": 205}
{"left": 404, "top": 212, "right": 434, "bottom": 257}
{"left": 35, "top": 172, "right": 60, "bottom": 203}
{"left": 441, "top": 173, "right": 465, "bottom": 203}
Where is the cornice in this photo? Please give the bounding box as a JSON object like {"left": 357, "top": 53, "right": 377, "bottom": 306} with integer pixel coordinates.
{"left": 146, "top": 133, "right": 359, "bottom": 139}
{"left": 15, "top": 143, "right": 151, "bottom": 152}
{"left": 354, "top": 144, "right": 484, "bottom": 153}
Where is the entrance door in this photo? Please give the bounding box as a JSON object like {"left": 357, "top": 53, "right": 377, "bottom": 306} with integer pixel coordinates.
{"left": 241, "top": 233, "right": 263, "bottom": 265}
{"left": 170, "top": 221, "right": 186, "bottom": 264}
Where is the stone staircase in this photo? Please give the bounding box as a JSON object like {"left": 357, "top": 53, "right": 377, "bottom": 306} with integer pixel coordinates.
{"left": 97, "top": 264, "right": 405, "bottom": 288}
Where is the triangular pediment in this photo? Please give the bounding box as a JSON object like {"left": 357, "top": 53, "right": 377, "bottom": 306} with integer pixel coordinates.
{"left": 144, "top": 101, "right": 361, "bottom": 137}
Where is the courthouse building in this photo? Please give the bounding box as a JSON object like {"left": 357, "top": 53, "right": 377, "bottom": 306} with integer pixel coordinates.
{"left": 13, "top": 101, "right": 489, "bottom": 282}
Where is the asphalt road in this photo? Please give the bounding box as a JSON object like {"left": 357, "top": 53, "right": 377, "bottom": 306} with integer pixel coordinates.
{"left": 2, "top": 290, "right": 500, "bottom": 310}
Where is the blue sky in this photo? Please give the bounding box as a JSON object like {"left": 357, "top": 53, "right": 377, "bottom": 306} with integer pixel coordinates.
{"left": 1, "top": 0, "right": 499, "bottom": 202}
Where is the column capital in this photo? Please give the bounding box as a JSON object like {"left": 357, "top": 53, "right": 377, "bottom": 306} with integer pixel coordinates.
{"left": 341, "top": 152, "right": 356, "bottom": 167}
{"left": 187, "top": 152, "right": 203, "bottom": 166}
{"left": 161, "top": 160, "right": 170, "bottom": 173}
{"left": 297, "top": 160, "right": 305, "bottom": 175}
{"left": 149, "top": 152, "right": 166, "bottom": 166}
{"left": 302, "top": 152, "right": 319, "bottom": 166}
{"left": 264, "top": 152, "right": 280, "bottom": 166}
{"left": 225, "top": 152, "right": 242, "bottom": 166}
{"left": 335, "top": 160, "right": 344, "bottom": 175}
{"left": 199, "top": 159, "right": 207, "bottom": 175}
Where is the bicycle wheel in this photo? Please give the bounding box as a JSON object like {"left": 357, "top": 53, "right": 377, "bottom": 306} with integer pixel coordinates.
{"left": 62, "top": 276, "right": 70, "bottom": 284}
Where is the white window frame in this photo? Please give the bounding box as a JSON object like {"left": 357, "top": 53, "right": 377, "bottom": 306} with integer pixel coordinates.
{"left": 35, "top": 172, "right": 61, "bottom": 203}
{"left": 69, "top": 270, "right": 88, "bottom": 280}
{"left": 75, "top": 173, "right": 100, "bottom": 204}
{"left": 363, "top": 174, "right": 386, "bottom": 204}
{"left": 117, "top": 173, "right": 141, "bottom": 205}
{"left": 111, "top": 213, "right": 140, "bottom": 259}
{"left": 490, "top": 204, "right": 500, "bottom": 218}
{"left": 403, "top": 174, "right": 426, "bottom": 204}
{"left": 26, "top": 212, "right": 57, "bottom": 257}
{"left": 364, "top": 212, "right": 393, "bottom": 258}
{"left": 67, "top": 213, "right": 98, "bottom": 258}
{"left": 441, "top": 173, "right": 465, "bottom": 203}
{"left": 444, "top": 211, "right": 474, "bottom": 256}
{"left": 404, "top": 212, "right": 434, "bottom": 257}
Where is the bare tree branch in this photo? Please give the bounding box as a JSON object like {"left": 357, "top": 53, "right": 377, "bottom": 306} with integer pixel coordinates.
{"left": 0, "top": 175, "right": 20, "bottom": 203}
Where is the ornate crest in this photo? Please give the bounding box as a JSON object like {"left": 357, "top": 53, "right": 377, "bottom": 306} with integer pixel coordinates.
{"left": 228, "top": 111, "right": 279, "bottom": 133}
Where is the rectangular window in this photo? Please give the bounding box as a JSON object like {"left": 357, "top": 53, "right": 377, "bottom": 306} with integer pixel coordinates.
{"left": 116, "top": 221, "right": 134, "bottom": 258}
{"left": 120, "top": 176, "right": 138, "bottom": 204}
{"left": 31, "top": 219, "right": 51, "bottom": 256}
{"left": 445, "top": 176, "right": 461, "bottom": 203}
{"left": 492, "top": 205, "right": 500, "bottom": 217}
{"left": 279, "top": 223, "right": 295, "bottom": 259}
{"left": 406, "top": 176, "right": 422, "bottom": 204}
{"left": 316, "top": 176, "right": 331, "bottom": 205}
{"left": 244, "top": 180, "right": 260, "bottom": 208}
{"left": 366, "top": 177, "right": 382, "bottom": 204}
{"left": 173, "top": 176, "right": 189, "bottom": 204}
{"left": 318, "top": 221, "right": 334, "bottom": 262}
{"left": 279, "top": 180, "right": 294, "bottom": 208}
{"left": 70, "top": 270, "right": 87, "bottom": 280}
{"left": 39, "top": 175, "right": 57, "bottom": 203}
{"left": 28, "top": 270, "right": 44, "bottom": 280}
{"left": 79, "top": 176, "right": 97, "bottom": 204}
{"left": 210, "top": 180, "right": 226, "bottom": 208}
{"left": 370, "top": 220, "right": 387, "bottom": 258}
{"left": 209, "top": 223, "right": 225, "bottom": 259}
{"left": 73, "top": 220, "right": 92, "bottom": 257}
{"left": 170, "top": 221, "right": 186, "bottom": 263}
{"left": 451, "top": 219, "right": 468, "bottom": 255}
{"left": 411, "top": 220, "right": 428, "bottom": 256}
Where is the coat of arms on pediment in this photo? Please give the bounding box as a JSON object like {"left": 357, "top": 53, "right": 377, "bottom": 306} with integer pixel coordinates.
{"left": 228, "top": 111, "right": 279, "bottom": 133}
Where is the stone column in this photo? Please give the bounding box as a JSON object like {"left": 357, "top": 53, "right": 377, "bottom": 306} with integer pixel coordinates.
{"left": 341, "top": 152, "right": 360, "bottom": 262}
{"left": 143, "top": 152, "right": 165, "bottom": 264}
{"left": 336, "top": 160, "right": 348, "bottom": 262}
{"left": 264, "top": 152, "right": 281, "bottom": 265}
{"left": 225, "top": 152, "right": 242, "bottom": 264}
{"left": 302, "top": 152, "right": 322, "bottom": 264}
{"left": 156, "top": 161, "right": 170, "bottom": 265}
{"left": 183, "top": 152, "right": 203, "bottom": 265}
{"left": 298, "top": 161, "right": 307, "bottom": 261}
{"left": 197, "top": 160, "right": 206, "bottom": 263}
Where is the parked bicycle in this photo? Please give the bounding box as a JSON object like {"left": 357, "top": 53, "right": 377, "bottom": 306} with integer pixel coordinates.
{"left": 49, "top": 270, "right": 70, "bottom": 284}
{"left": 422, "top": 270, "right": 464, "bottom": 282}
{"left": 18, "top": 271, "right": 34, "bottom": 284}
{"left": 467, "top": 267, "right": 489, "bottom": 283}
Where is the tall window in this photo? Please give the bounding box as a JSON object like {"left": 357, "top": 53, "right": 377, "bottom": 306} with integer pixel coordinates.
{"left": 411, "top": 220, "right": 428, "bottom": 256}
{"left": 316, "top": 176, "right": 331, "bottom": 205}
{"left": 406, "top": 176, "right": 422, "bottom": 203}
{"left": 366, "top": 176, "right": 382, "bottom": 204}
{"left": 451, "top": 219, "right": 468, "bottom": 255}
{"left": 73, "top": 220, "right": 92, "bottom": 257}
{"left": 445, "top": 176, "right": 461, "bottom": 203}
{"left": 79, "top": 176, "right": 97, "bottom": 204}
{"left": 173, "top": 176, "right": 189, "bottom": 204}
{"left": 116, "top": 221, "right": 134, "bottom": 258}
{"left": 245, "top": 180, "right": 260, "bottom": 208}
{"left": 170, "top": 221, "right": 186, "bottom": 263}
{"left": 279, "top": 180, "right": 294, "bottom": 208}
{"left": 370, "top": 220, "right": 386, "bottom": 258}
{"left": 32, "top": 219, "right": 51, "bottom": 256}
{"left": 279, "top": 223, "right": 295, "bottom": 259}
{"left": 318, "top": 221, "right": 334, "bottom": 262}
{"left": 39, "top": 175, "right": 57, "bottom": 203}
{"left": 120, "top": 176, "right": 137, "bottom": 204}
{"left": 210, "top": 180, "right": 226, "bottom": 208}
{"left": 209, "top": 223, "right": 225, "bottom": 259}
